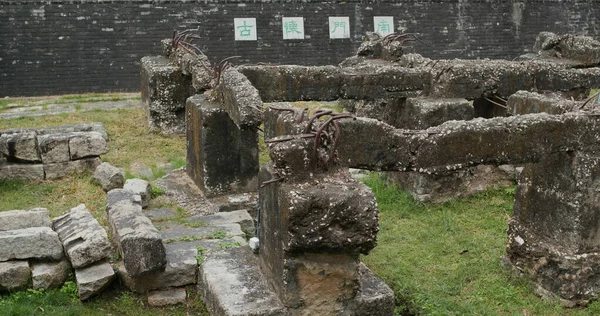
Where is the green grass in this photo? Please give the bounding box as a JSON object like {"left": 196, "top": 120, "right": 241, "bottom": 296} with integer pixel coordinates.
{"left": 0, "top": 93, "right": 140, "bottom": 110}
{"left": 362, "top": 173, "right": 600, "bottom": 315}
{"left": 0, "top": 282, "right": 209, "bottom": 316}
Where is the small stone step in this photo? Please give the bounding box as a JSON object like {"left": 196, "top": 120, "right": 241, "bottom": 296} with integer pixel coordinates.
{"left": 199, "top": 246, "right": 287, "bottom": 316}
{"left": 148, "top": 287, "right": 187, "bottom": 307}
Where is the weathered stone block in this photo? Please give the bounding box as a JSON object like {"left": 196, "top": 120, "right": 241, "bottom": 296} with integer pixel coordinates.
{"left": 75, "top": 260, "right": 115, "bottom": 301}
{"left": 117, "top": 241, "right": 200, "bottom": 293}
{"left": 159, "top": 224, "right": 245, "bottom": 242}
{"left": 31, "top": 258, "right": 69, "bottom": 290}
{"left": 45, "top": 157, "right": 102, "bottom": 180}
{"left": 187, "top": 210, "right": 255, "bottom": 236}
{"left": 69, "top": 132, "right": 108, "bottom": 160}
{"left": 534, "top": 32, "right": 600, "bottom": 66}
{"left": 0, "top": 208, "right": 51, "bottom": 231}
{"left": 0, "top": 132, "right": 40, "bottom": 162}
{"left": 123, "top": 178, "right": 151, "bottom": 208}
{"left": 341, "top": 65, "right": 429, "bottom": 100}
{"left": 186, "top": 95, "right": 258, "bottom": 197}
{"left": 199, "top": 246, "right": 287, "bottom": 316}
{"left": 507, "top": 91, "right": 579, "bottom": 115}
{"left": 0, "top": 260, "right": 31, "bottom": 292}
{"left": 53, "top": 204, "right": 112, "bottom": 269}
{"left": 0, "top": 227, "right": 63, "bottom": 261}
{"left": 94, "top": 162, "right": 125, "bottom": 192}
{"left": 0, "top": 163, "right": 45, "bottom": 181}
{"left": 239, "top": 65, "right": 342, "bottom": 102}
{"left": 141, "top": 56, "right": 194, "bottom": 135}
{"left": 350, "top": 263, "right": 395, "bottom": 316}
{"left": 220, "top": 69, "right": 263, "bottom": 128}
{"left": 38, "top": 134, "right": 70, "bottom": 163}
{"left": 107, "top": 191, "right": 166, "bottom": 276}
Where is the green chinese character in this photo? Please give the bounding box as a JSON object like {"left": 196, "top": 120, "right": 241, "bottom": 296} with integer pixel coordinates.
{"left": 376, "top": 21, "right": 391, "bottom": 34}
{"left": 332, "top": 21, "right": 346, "bottom": 34}
{"left": 284, "top": 21, "right": 301, "bottom": 35}
{"left": 237, "top": 21, "right": 253, "bottom": 37}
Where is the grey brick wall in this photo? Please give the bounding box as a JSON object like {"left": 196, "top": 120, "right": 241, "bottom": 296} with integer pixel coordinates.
{"left": 1, "top": 0, "right": 598, "bottom": 97}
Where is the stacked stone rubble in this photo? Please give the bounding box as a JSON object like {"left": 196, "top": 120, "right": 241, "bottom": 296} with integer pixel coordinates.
{"left": 0, "top": 123, "right": 108, "bottom": 181}
{"left": 0, "top": 208, "right": 65, "bottom": 292}
{"left": 53, "top": 204, "right": 115, "bottom": 300}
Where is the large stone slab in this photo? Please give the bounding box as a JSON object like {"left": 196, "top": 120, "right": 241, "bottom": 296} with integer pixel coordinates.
{"left": 31, "top": 258, "right": 69, "bottom": 290}
{"left": 107, "top": 190, "right": 166, "bottom": 276}
{"left": 0, "top": 208, "right": 51, "bottom": 231}
{"left": 0, "top": 227, "right": 63, "bottom": 261}
{"left": 0, "top": 260, "right": 31, "bottom": 292}
{"left": 199, "top": 246, "right": 287, "bottom": 316}
{"left": 53, "top": 204, "right": 112, "bottom": 269}
{"left": 75, "top": 260, "right": 115, "bottom": 301}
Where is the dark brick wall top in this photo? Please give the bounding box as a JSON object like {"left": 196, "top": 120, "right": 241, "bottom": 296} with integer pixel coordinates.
{"left": 1, "top": 0, "right": 598, "bottom": 96}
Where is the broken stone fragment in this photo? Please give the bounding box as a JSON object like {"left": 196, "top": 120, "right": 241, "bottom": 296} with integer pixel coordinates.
{"left": 0, "top": 132, "right": 40, "bottom": 162}
{"left": 75, "top": 260, "right": 115, "bottom": 301}
{"left": 53, "top": 204, "right": 112, "bottom": 269}
{"left": 0, "top": 163, "right": 45, "bottom": 181}
{"left": 0, "top": 227, "right": 63, "bottom": 262}
{"left": 0, "top": 208, "right": 51, "bottom": 231}
{"left": 94, "top": 162, "right": 125, "bottom": 192}
{"left": 0, "top": 260, "right": 31, "bottom": 292}
{"left": 107, "top": 190, "right": 166, "bottom": 276}
{"left": 31, "top": 258, "right": 69, "bottom": 290}
{"left": 68, "top": 132, "right": 108, "bottom": 160}
{"left": 123, "top": 178, "right": 152, "bottom": 208}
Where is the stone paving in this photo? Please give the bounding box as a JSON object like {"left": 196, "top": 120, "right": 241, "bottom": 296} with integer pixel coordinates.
{"left": 0, "top": 94, "right": 141, "bottom": 119}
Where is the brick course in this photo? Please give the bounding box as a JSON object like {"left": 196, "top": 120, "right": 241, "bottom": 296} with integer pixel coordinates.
{"left": 1, "top": 0, "right": 598, "bottom": 96}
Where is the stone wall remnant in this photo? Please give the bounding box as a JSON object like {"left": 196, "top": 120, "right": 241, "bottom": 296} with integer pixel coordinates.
{"left": 0, "top": 123, "right": 108, "bottom": 181}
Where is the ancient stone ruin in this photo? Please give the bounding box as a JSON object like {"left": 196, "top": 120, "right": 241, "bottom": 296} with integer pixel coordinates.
{"left": 140, "top": 29, "right": 600, "bottom": 312}
{"left": 0, "top": 123, "right": 108, "bottom": 181}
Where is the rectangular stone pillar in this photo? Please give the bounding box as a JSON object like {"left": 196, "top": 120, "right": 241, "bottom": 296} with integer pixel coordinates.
{"left": 258, "top": 163, "right": 381, "bottom": 314}
{"left": 186, "top": 95, "right": 258, "bottom": 197}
